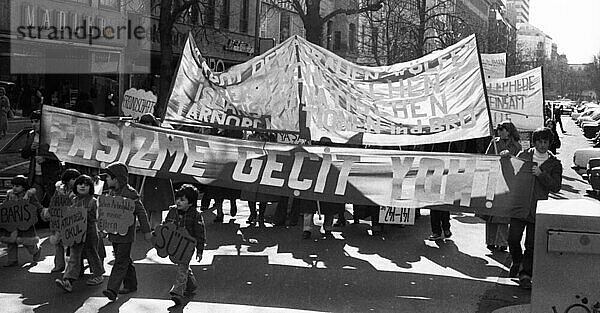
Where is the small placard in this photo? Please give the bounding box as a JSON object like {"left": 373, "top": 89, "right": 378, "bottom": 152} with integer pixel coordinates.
{"left": 97, "top": 195, "right": 135, "bottom": 235}
{"left": 59, "top": 205, "right": 87, "bottom": 247}
{"left": 48, "top": 194, "right": 72, "bottom": 233}
{"left": 379, "top": 206, "right": 416, "bottom": 225}
{"left": 154, "top": 223, "right": 197, "bottom": 264}
{"left": 0, "top": 199, "right": 39, "bottom": 232}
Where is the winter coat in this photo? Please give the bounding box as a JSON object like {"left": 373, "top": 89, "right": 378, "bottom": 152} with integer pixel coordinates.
{"left": 164, "top": 206, "right": 206, "bottom": 255}
{"left": 483, "top": 137, "right": 522, "bottom": 224}
{"left": 106, "top": 184, "right": 151, "bottom": 243}
{"left": 21, "top": 129, "right": 62, "bottom": 190}
{"left": 142, "top": 177, "right": 175, "bottom": 212}
{"left": 0, "top": 189, "right": 43, "bottom": 245}
{"left": 515, "top": 148, "right": 562, "bottom": 223}
{"left": 72, "top": 194, "right": 99, "bottom": 237}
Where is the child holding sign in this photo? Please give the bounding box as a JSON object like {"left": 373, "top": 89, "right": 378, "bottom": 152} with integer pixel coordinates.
{"left": 1, "top": 175, "right": 43, "bottom": 267}
{"left": 162, "top": 184, "right": 206, "bottom": 305}
{"left": 100, "top": 162, "right": 152, "bottom": 301}
{"left": 55, "top": 175, "right": 105, "bottom": 292}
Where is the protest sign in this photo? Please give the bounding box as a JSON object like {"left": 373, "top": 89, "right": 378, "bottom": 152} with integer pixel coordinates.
{"left": 0, "top": 199, "right": 38, "bottom": 232}
{"left": 154, "top": 223, "right": 197, "bottom": 264}
{"left": 48, "top": 194, "right": 72, "bottom": 233}
{"left": 481, "top": 53, "right": 506, "bottom": 79}
{"left": 487, "top": 67, "right": 544, "bottom": 131}
{"left": 97, "top": 195, "right": 135, "bottom": 235}
{"left": 379, "top": 206, "right": 416, "bottom": 225}
{"left": 166, "top": 34, "right": 491, "bottom": 146}
{"left": 42, "top": 106, "right": 535, "bottom": 218}
{"left": 121, "top": 88, "right": 156, "bottom": 120}
{"left": 59, "top": 205, "right": 87, "bottom": 247}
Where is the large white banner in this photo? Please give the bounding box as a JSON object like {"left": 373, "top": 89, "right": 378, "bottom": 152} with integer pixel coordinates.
{"left": 487, "top": 67, "right": 544, "bottom": 131}
{"left": 166, "top": 34, "right": 491, "bottom": 146}
{"left": 481, "top": 53, "right": 506, "bottom": 79}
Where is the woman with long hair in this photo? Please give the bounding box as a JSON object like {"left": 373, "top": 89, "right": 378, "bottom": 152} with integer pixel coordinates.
{"left": 483, "top": 121, "right": 522, "bottom": 252}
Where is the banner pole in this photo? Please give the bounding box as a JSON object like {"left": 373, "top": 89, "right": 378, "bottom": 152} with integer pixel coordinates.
{"left": 475, "top": 36, "right": 496, "bottom": 139}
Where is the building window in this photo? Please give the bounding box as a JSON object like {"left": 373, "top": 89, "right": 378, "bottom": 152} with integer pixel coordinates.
{"left": 240, "top": 0, "right": 249, "bottom": 33}
{"left": 205, "top": 0, "right": 215, "bottom": 26}
{"left": 71, "top": 0, "right": 91, "bottom": 5}
{"left": 326, "top": 20, "right": 333, "bottom": 50}
{"left": 349, "top": 23, "right": 356, "bottom": 51}
{"left": 99, "top": 0, "right": 119, "bottom": 10}
{"left": 360, "top": 24, "right": 365, "bottom": 50}
{"left": 371, "top": 26, "right": 378, "bottom": 54}
{"left": 279, "top": 11, "right": 290, "bottom": 42}
{"left": 333, "top": 31, "right": 341, "bottom": 50}
{"left": 220, "top": 0, "right": 230, "bottom": 29}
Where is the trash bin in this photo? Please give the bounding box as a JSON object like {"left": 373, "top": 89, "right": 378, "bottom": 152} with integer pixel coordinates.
{"left": 532, "top": 199, "right": 600, "bottom": 313}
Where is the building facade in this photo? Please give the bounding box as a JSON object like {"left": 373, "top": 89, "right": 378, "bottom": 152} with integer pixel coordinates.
{"left": 506, "top": 0, "right": 529, "bottom": 24}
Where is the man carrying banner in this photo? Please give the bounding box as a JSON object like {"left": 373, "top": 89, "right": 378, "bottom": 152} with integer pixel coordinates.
{"left": 509, "top": 127, "right": 562, "bottom": 289}
{"left": 100, "top": 162, "right": 152, "bottom": 301}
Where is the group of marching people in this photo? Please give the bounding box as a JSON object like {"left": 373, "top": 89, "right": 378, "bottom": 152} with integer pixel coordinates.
{"left": 1, "top": 116, "right": 563, "bottom": 295}
{"left": 0, "top": 162, "right": 205, "bottom": 306}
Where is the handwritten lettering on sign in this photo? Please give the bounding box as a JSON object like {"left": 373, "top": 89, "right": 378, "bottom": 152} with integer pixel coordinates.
{"left": 48, "top": 194, "right": 72, "bottom": 233}
{"left": 0, "top": 199, "right": 38, "bottom": 232}
{"left": 60, "top": 205, "right": 87, "bottom": 247}
{"left": 154, "top": 223, "right": 197, "bottom": 264}
{"left": 379, "top": 206, "right": 416, "bottom": 225}
{"left": 98, "top": 195, "right": 135, "bottom": 235}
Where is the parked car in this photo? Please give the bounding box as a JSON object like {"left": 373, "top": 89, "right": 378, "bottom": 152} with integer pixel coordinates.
{"left": 573, "top": 148, "right": 600, "bottom": 169}
{"left": 0, "top": 128, "right": 32, "bottom": 202}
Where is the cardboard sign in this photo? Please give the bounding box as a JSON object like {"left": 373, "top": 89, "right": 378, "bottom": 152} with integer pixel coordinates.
{"left": 0, "top": 199, "right": 39, "bottom": 232}
{"left": 154, "top": 223, "right": 197, "bottom": 264}
{"left": 59, "top": 205, "right": 87, "bottom": 247}
{"left": 48, "top": 194, "right": 72, "bottom": 233}
{"left": 379, "top": 206, "right": 416, "bottom": 225}
{"left": 97, "top": 195, "right": 135, "bottom": 235}
{"left": 121, "top": 88, "right": 156, "bottom": 120}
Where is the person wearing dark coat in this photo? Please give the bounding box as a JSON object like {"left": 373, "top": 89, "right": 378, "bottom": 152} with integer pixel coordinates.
{"left": 482, "top": 121, "right": 522, "bottom": 252}
{"left": 507, "top": 128, "right": 562, "bottom": 290}
{"left": 72, "top": 92, "right": 95, "bottom": 115}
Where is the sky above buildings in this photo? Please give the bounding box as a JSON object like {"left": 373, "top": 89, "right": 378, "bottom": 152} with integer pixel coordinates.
{"left": 529, "top": 0, "right": 600, "bottom": 64}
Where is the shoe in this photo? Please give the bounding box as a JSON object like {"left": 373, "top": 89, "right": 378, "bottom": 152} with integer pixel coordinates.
{"left": 230, "top": 205, "right": 237, "bottom": 217}
{"left": 353, "top": 218, "right": 360, "bottom": 224}
{"left": 508, "top": 263, "right": 520, "bottom": 278}
{"left": 323, "top": 230, "right": 333, "bottom": 238}
{"left": 51, "top": 266, "right": 65, "bottom": 273}
{"left": 171, "top": 294, "right": 184, "bottom": 306}
{"left": 246, "top": 214, "right": 257, "bottom": 224}
{"left": 103, "top": 289, "right": 117, "bottom": 301}
{"left": 497, "top": 246, "right": 507, "bottom": 252}
{"left": 487, "top": 245, "right": 497, "bottom": 252}
{"left": 55, "top": 278, "right": 72, "bottom": 292}
{"left": 302, "top": 231, "right": 311, "bottom": 239}
{"left": 86, "top": 275, "right": 104, "bottom": 286}
{"left": 518, "top": 274, "right": 532, "bottom": 290}
{"left": 118, "top": 287, "right": 137, "bottom": 294}
{"left": 213, "top": 214, "right": 224, "bottom": 223}
{"left": 3, "top": 261, "right": 18, "bottom": 267}
{"left": 258, "top": 221, "right": 265, "bottom": 228}
{"left": 443, "top": 230, "right": 452, "bottom": 238}
{"left": 428, "top": 233, "right": 443, "bottom": 241}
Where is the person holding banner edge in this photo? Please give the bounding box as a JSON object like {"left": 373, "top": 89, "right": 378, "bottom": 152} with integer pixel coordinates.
{"left": 483, "top": 121, "right": 522, "bottom": 252}
{"left": 509, "top": 127, "right": 562, "bottom": 289}
{"left": 100, "top": 162, "right": 153, "bottom": 301}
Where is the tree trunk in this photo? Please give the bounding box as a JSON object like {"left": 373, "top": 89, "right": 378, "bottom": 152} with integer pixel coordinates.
{"left": 155, "top": 0, "right": 174, "bottom": 119}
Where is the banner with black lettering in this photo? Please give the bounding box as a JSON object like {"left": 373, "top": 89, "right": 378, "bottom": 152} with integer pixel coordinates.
{"left": 481, "top": 53, "right": 506, "bottom": 79}
{"left": 487, "top": 67, "right": 544, "bottom": 131}
{"left": 41, "top": 106, "right": 533, "bottom": 218}
{"left": 165, "top": 32, "right": 293, "bottom": 131}
{"left": 166, "top": 34, "right": 491, "bottom": 146}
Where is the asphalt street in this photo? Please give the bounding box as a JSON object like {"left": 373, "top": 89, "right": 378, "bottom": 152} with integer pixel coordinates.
{"left": 0, "top": 115, "right": 595, "bottom": 313}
